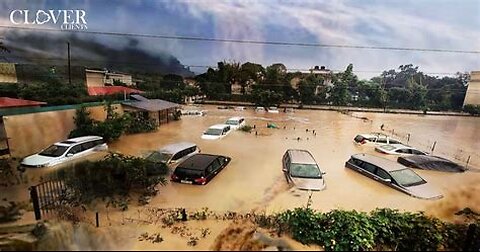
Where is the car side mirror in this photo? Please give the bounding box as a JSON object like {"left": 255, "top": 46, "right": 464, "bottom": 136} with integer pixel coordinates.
{"left": 282, "top": 168, "right": 287, "bottom": 172}
{"left": 66, "top": 153, "right": 74, "bottom": 157}
{"left": 321, "top": 171, "right": 327, "bottom": 175}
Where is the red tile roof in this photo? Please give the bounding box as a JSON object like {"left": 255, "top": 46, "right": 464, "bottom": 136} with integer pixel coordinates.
{"left": 87, "top": 86, "right": 144, "bottom": 96}
{"left": 0, "top": 97, "right": 47, "bottom": 108}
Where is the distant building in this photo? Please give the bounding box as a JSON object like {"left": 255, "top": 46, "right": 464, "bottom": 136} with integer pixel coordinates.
{"left": 85, "top": 69, "right": 141, "bottom": 96}
{"left": 122, "top": 95, "right": 180, "bottom": 126}
{"left": 85, "top": 69, "right": 134, "bottom": 87}
{"left": 0, "top": 63, "right": 18, "bottom": 83}
{"left": 309, "top": 66, "right": 333, "bottom": 87}
{"left": 463, "top": 71, "right": 480, "bottom": 106}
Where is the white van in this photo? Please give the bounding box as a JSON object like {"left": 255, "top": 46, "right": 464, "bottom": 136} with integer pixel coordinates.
{"left": 224, "top": 117, "right": 246, "bottom": 130}
{"left": 146, "top": 142, "right": 200, "bottom": 168}
{"left": 20, "top": 136, "right": 108, "bottom": 168}
{"left": 201, "top": 124, "right": 231, "bottom": 140}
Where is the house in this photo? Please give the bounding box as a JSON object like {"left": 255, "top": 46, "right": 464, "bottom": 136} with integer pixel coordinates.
{"left": 309, "top": 66, "right": 333, "bottom": 87}
{"left": 463, "top": 71, "right": 480, "bottom": 106}
{"left": 85, "top": 69, "right": 142, "bottom": 96}
{"left": 122, "top": 95, "right": 181, "bottom": 126}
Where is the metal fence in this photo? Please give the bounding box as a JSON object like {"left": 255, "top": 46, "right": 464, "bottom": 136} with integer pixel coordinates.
{"left": 30, "top": 179, "right": 67, "bottom": 220}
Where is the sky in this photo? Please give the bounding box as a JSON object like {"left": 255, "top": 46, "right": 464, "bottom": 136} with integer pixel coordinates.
{"left": 0, "top": 0, "right": 479, "bottom": 78}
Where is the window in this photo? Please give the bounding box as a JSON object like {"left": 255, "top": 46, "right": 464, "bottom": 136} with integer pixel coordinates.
{"left": 210, "top": 159, "right": 222, "bottom": 172}
{"left": 361, "top": 162, "right": 377, "bottom": 173}
{"left": 377, "top": 137, "right": 388, "bottom": 143}
{"left": 67, "top": 145, "right": 82, "bottom": 155}
{"left": 411, "top": 150, "right": 425, "bottom": 155}
{"left": 81, "top": 141, "right": 95, "bottom": 151}
{"left": 395, "top": 149, "right": 411, "bottom": 154}
{"left": 172, "top": 150, "right": 186, "bottom": 160}
{"left": 93, "top": 139, "right": 105, "bottom": 146}
{"left": 352, "top": 158, "right": 363, "bottom": 167}
{"left": 39, "top": 145, "right": 68, "bottom": 157}
{"left": 217, "top": 157, "right": 225, "bottom": 166}
{"left": 376, "top": 169, "right": 391, "bottom": 180}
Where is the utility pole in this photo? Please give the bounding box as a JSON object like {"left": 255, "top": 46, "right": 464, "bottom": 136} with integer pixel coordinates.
{"left": 67, "top": 42, "right": 71, "bottom": 85}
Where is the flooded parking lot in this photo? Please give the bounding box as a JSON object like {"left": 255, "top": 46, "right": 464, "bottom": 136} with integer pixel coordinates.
{"left": 109, "top": 105, "right": 480, "bottom": 219}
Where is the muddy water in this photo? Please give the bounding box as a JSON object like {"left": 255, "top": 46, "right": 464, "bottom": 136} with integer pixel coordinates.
{"left": 109, "top": 105, "right": 480, "bottom": 218}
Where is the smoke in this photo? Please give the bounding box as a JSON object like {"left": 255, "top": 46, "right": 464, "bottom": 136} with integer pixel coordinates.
{"left": 1, "top": 29, "right": 194, "bottom": 76}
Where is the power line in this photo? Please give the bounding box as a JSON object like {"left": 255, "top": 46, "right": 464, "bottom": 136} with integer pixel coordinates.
{"left": 1, "top": 25, "right": 479, "bottom": 54}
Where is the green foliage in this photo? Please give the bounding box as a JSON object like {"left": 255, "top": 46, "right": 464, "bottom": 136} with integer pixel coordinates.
{"left": 70, "top": 103, "right": 157, "bottom": 142}
{"left": 251, "top": 88, "right": 284, "bottom": 107}
{"left": 464, "top": 104, "right": 480, "bottom": 116}
{"left": 273, "top": 207, "right": 479, "bottom": 251}
{"left": 57, "top": 153, "right": 168, "bottom": 205}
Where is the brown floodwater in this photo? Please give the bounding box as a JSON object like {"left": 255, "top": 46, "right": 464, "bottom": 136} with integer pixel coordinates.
{"left": 108, "top": 105, "right": 480, "bottom": 218}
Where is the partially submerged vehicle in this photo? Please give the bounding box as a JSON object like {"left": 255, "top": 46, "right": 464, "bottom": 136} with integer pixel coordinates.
{"left": 397, "top": 155, "right": 466, "bottom": 173}
{"left": 267, "top": 107, "right": 280, "bottom": 113}
{"left": 345, "top": 153, "right": 443, "bottom": 200}
{"left": 224, "top": 117, "right": 246, "bottom": 130}
{"left": 171, "top": 154, "right": 231, "bottom": 185}
{"left": 20, "top": 136, "right": 107, "bottom": 168}
{"left": 201, "top": 124, "right": 232, "bottom": 140}
{"left": 375, "top": 144, "right": 428, "bottom": 155}
{"left": 181, "top": 110, "right": 207, "bottom": 116}
{"left": 255, "top": 107, "right": 266, "bottom": 113}
{"left": 145, "top": 142, "right": 200, "bottom": 171}
{"left": 282, "top": 149, "right": 326, "bottom": 191}
{"left": 353, "top": 133, "right": 402, "bottom": 146}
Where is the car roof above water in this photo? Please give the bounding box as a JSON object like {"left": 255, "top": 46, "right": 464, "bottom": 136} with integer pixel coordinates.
{"left": 227, "top": 116, "right": 244, "bottom": 121}
{"left": 159, "top": 142, "right": 197, "bottom": 154}
{"left": 56, "top": 136, "right": 103, "bottom": 146}
{"left": 209, "top": 124, "right": 230, "bottom": 129}
{"left": 287, "top": 149, "right": 317, "bottom": 164}
{"left": 351, "top": 153, "right": 406, "bottom": 172}
{"left": 177, "top": 154, "right": 219, "bottom": 170}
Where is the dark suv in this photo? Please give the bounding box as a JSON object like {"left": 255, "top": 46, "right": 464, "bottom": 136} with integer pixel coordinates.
{"left": 171, "top": 154, "right": 231, "bottom": 185}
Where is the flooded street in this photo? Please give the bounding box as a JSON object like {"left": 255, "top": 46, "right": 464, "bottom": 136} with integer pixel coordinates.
{"left": 109, "top": 105, "right": 480, "bottom": 219}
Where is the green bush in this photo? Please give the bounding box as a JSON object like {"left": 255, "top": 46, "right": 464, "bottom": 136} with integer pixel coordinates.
{"left": 239, "top": 125, "right": 253, "bottom": 133}
{"left": 464, "top": 104, "right": 480, "bottom": 116}
{"left": 270, "top": 207, "right": 479, "bottom": 251}
{"left": 56, "top": 153, "right": 168, "bottom": 205}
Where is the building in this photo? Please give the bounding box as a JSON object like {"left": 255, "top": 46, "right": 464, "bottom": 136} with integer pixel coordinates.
{"left": 463, "top": 71, "right": 480, "bottom": 106}
{"left": 85, "top": 69, "right": 134, "bottom": 87}
{"left": 122, "top": 95, "right": 181, "bottom": 126}
{"left": 309, "top": 65, "right": 333, "bottom": 87}
{"left": 0, "top": 63, "right": 18, "bottom": 83}
{"left": 85, "top": 69, "right": 142, "bottom": 96}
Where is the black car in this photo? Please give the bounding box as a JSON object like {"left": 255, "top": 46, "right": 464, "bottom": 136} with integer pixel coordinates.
{"left": 171, "top": 154, "right": 231, "bottom": 185}
{"left": 397, "top": 155, "right": 466, "bottom": 173}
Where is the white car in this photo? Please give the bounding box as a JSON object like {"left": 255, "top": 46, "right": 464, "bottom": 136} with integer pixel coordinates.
{"left": 201, "top": 124, "right": 232, "bottom": 140}
{"left": 255, "top": 107, "right": 266, "bottom": 113}
{"left": 181, "top": 110, "right": 207, "bottom": 116}
{"left": 353, "top": 133, "right": 402, "bottom": 146}
{"left": 20, "top": 136, "right": 108, "bottom": 168}
{"left": 267, "top": 107, "right": 279, "bottom": 113}
{"left": 224, "top": 117, "right": 246, "bottom": 130}
{"left": 146, "top": 142, "right": 200, "bottom": 168}
{"left": 375, "top": 144, "right": 428, "bottom": 155}
{"left": 234, "top": 106, "right": 246, "bottom": 111}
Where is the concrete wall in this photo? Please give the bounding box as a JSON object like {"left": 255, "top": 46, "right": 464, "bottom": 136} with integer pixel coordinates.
{"left": 85, "top": 71, "right": 105, "bottom": 87}
{"left": 464, "top": 71, "right": 480, "bottom": 106}
{"left": 0, "top": 63, "right": 17, "bottom": 83}
{"left": 3, "top": 104, "right": 123, "bottom": 158}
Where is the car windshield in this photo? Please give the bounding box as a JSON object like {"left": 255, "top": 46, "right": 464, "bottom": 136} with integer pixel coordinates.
{"left": 146, "top": 151, "right": 172, "bottom": 163}
{"left": 205, "top": 128, "right": 223, "bottom": 136}
{"left": 290, "top": 164, "right": 321, "bottom": 178}
{"left": 389, "top": 169, "right": 425, "bottom": 187}
{"left": 225, "top": 120, "right": 239, "bottom": 125}
{"left": 174, "top": 168, "right": 203, "bottom": 178}
{"left": 39, "top": 145, "right": 68, "bottom": 157}
{"left": 381, "top": 145, "right": 397, "bottom": 151}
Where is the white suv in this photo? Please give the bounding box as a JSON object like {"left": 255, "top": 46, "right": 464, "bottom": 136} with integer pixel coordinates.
{"left": 20, "top": 136, "right": 108, "bottom": 168}
{"left": 201, "top": 124, "right": 231, "bottom": 140}
{"left": 353, "top": 133, "right": 402, "bottom": 146}
{"left": 224, "top": 117, "right": 246, "bottom": 130}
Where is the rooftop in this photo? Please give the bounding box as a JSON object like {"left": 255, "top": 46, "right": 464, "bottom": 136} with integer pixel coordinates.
{"left": 87, "top": 86, "right": 143, "bottom": 96}
{"left": 0, "top": 97, "right": 46, "bottom": 108}
{"left": 122, "top": 98, "right": 180, "bottom": 112}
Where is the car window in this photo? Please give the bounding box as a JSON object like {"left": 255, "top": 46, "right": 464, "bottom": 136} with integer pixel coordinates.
{"left": 67, "top": 145, "right": 82, "bottom": 155}
{"left": 377, "top": 138, "right": 388, "bottom": 143}
{"left": 217, "top": 157, "right": 225, "bottom": 166}
{"left": 360, "top": 162, "right": 377, "bottom": 173}
{"left": 39, "top": 145, "right": 69, "bottom": 157}
{"left": 411, "top": 150, "right": 425, "bottom": 155}
{"left": 396, "top": 149, "right": 410, "bottom": 154}
{"left": 376, "top": 168, "right": 391, "bottom": 180}
{"left": 352, "top": 158, "right": 363, "bottom": 167}
{"left": 210, "top": 159, "right": 222, "bottom": 171}
{"left": 81, "top": 141, "right": 95, "bottom": 151}
{"left": 172, "top": 149, "right": 187, "bottom": 160}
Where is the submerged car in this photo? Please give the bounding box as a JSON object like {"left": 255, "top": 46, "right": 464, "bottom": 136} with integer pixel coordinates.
{"left": 353, "top": 133, "right": 402, "bottom": 146}
{"left": 20, "top": 136, "right": 107, "bottom": 168}
{"left": 224, "top": 117, "right": 246, "bottom": 130}
{"left": 267, "top": 107, "right": 280, "bottom": 113}
{"left": 145, "top": 142, "right": 200, "bottom": 170}
{"left": 181, "top": 110, "right": 207, "bottom": 116}
{"left": 171, "top": 154, "right": 231, "bottom": 185}
{"left": 282, "top": 149, "right": 326, "bottom": 191}
{"left": 255, "top": 107, "right": 266, "bottom": 113}
{"left": 397, "top": 155, "right": 466, "bottom": 173}
{"left": 375, "top": 144, "right": 428, "bottom": 155}
{"left": 345, "top": 153, "right": 443, "bottom": 200}
{"left": 201, "top": 124, "right": 231, "bottom": 140}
